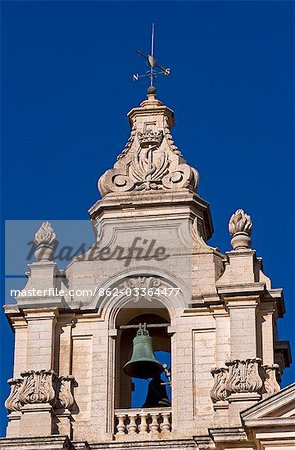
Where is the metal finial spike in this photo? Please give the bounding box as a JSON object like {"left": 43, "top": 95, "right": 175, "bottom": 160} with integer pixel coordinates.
{"left": 151, "top": 22, "right": 155, "bottom": 58}
{"left": 133, "top": 24, "right": 171, "bottom": 94}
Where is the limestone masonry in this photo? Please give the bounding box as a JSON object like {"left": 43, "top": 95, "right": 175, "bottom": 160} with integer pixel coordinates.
{"left": 1, "top": 93, "right": 294, "bottom": 450}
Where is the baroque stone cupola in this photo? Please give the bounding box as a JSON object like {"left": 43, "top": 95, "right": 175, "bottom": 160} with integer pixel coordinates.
{"left": 89, "top": 92, "right": 213, "bottom": 253}
{"left": 2, "top": 92, "right": 293, "bottom": 450}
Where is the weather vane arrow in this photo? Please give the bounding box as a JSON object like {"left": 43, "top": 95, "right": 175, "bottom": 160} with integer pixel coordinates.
{"left": 133, "top": 23, "right": 171, "bottom": 94}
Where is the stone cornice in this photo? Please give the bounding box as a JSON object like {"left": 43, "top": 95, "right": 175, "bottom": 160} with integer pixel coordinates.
{"left": 89, "top": 438, "right": 197, "bottom": 449}
{"left": 217, "top": 284, "right": 286, "bottom": 320}
{"left": 274, "top": 340, "right": 292, "bottom": 368}
{"left": 0, "top": 436, "right": 71, "bottom": 449}
{"left": 3, "top": 313, "right": 27, "bottom": 329}
{"left": 217, "top": 282, "right": 266, "bottom": 298}
{"left": 89, "top": 191, "right": 214, "bottom": 240}
{"left": 16, "top": 297, "right": 66, "bottom": 309}
{"left": 209, "top": 426, "right": 248, "bottom": 442}
{"left": 4, "top": 305, "right": 64, "bottom": 326}
{"left": 23, "top": 308, "right": 60, "bottom": 320}
{"left": 242, "top": 416, "right": 295, "bottom": 428}
{"left": 264, "top": 288, "right": 285, "bottom": 317}
{"left": 127, "top": 98, "right": 175, "bottom": 128}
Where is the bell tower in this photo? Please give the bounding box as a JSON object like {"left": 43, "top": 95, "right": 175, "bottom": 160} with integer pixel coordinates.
{"left": 2, "top": 88, "right": 293, "bottom": 450}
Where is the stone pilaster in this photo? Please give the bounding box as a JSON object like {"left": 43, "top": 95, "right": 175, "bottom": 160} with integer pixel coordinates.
{"left": 226, "top": 296, "right": 259, "bottom": 360}
{"left": 9, "top": 315, "right": 28, "bottom": 378}
{"left": 216, "top": 226, "right": 267, "bottom": 426}
{"left": 218, "top": 292, "right": 263, "bottom": 425}
{"left": 25, "top": 309, "right": 58, "bottom": 371}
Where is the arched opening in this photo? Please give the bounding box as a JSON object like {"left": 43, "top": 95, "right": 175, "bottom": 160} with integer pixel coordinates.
{"left": 115, "top": 303, "right": 171, "bottom": 410}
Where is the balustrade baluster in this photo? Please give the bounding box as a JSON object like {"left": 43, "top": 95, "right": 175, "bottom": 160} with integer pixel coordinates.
{"left": 160, "top": 412, "right": 171, "bottom": 432}
{"left": 139, "top": 413, "right": 148, "bottom": 434}
{"left": 150, "top": 412, "right": 159, "bottom": 434}
{"left": 127, "top": 413, "right": 137, "bottom": 434}
{"left": 116, "top": 414, "right": 126, "bottom": 435}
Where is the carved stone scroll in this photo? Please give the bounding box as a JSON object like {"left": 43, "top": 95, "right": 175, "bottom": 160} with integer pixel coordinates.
{"left": 5, "top": 378, "right": 23, "bottom": 412}
{"left": 262, "top": 364, "right": 280, "bottom": 396}
{"left": 58, "top": 375, "right": 75, "bottom": 410}
{"left": 210, "top": 367, "right": 228, "bottom": 403}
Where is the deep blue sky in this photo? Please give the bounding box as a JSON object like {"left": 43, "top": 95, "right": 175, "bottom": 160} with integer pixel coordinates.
{"left": 1, "top": 0, "right": 294, "bottom": 436}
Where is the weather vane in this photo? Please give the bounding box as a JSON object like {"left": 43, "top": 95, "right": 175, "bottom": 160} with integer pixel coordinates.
{"left": 133, "top": 23, "right": 170, "bottom": 94}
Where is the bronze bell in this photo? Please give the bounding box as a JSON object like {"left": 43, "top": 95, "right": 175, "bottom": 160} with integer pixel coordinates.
{"left": 123, "top": 323, "right": 164, "bottom": 379}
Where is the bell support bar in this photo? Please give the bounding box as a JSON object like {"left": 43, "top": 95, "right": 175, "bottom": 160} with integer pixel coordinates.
{"left": 119, "top": 323, "right": 169, "bottom": 329}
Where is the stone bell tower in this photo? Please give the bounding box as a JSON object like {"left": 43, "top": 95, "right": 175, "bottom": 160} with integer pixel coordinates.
{"left": 2, "top": 90, "right": 294, "bottom": 450}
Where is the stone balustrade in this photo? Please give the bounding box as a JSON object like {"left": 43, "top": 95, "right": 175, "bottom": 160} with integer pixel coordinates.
{"left": 114, "top": 408, "right": 172, "bottom": 436}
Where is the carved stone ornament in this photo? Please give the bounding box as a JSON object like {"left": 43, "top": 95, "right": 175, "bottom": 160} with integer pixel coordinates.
{"left": 98, "top": 100, "right": 199, "bottom": 196}
{"left": 33, "top": 221, "right": 57, "bottom": 261}
{"left": 262, "top": 364, "right": 280, "bottom": 396}
{"left": 19, "top": 370, "right": 58, "bottom": 405}
{"left": 5, "top": 370, "right": 75, "bottom": 413}
{"left": 118, "top": 276, "right": 165, "bottom": 303}
{"left": 210, "top": 367, "right": 228, "bottom": 402}
{"left": 5, "top": 378, "right": 23, "bottom": 412}
{"left": 58, "top": 375, "right": 75, "bottom": 410}
{"left": 228, "top": 209, "right": 252, "bottom": 250}
{"left": 210, "top": 361, "right": 279, "bottom": 404}
{"left": 225, "top": 359, "right": 263, "bottom": 395}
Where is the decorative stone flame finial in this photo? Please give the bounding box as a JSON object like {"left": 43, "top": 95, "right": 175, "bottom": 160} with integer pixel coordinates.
{"left": 33, "top": 221, "right": 57, "bottom": 261}
{"left": 229, "top": 209, "right": 252, "bottom": 250}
